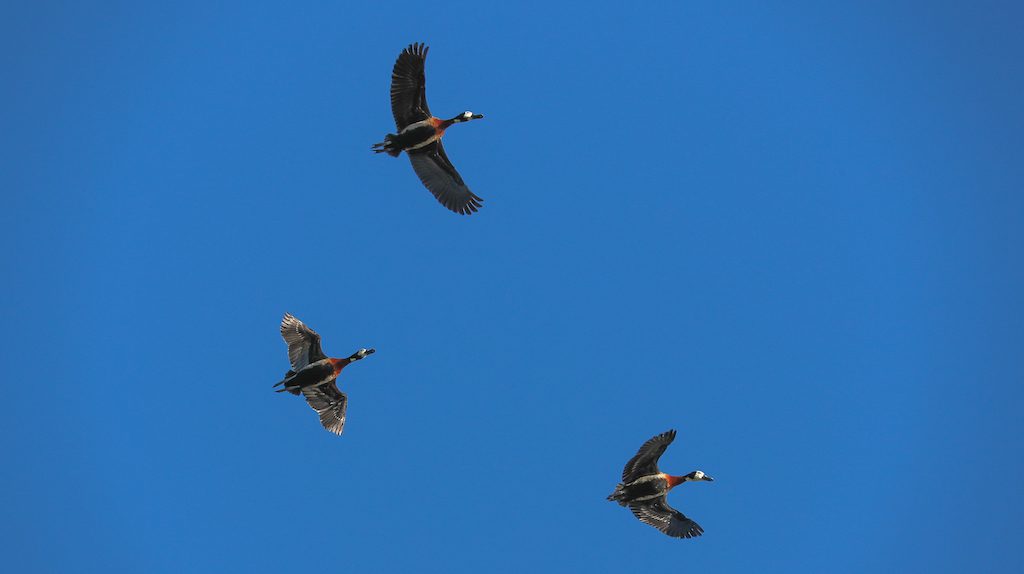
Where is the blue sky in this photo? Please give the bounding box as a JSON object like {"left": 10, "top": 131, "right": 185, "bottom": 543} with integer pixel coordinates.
{"left": 2, "top": 1, "right": 1023, "bottom": 572}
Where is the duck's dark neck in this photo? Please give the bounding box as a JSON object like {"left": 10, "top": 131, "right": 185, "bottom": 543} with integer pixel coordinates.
{"left": 444, "top": 112, "right": 475, "bottom": 127}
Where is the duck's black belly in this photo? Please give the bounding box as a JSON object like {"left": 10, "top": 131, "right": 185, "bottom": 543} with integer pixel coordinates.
{"left": 288, "top": 361, "right": 335, "bottom": 389}
{"left": 393, "top": 125, "right": 437, "bottom": 151}
{"left": 623, "top": 477, "right": 668, "bottom": 502}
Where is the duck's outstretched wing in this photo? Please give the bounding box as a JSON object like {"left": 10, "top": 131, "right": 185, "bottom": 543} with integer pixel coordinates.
{"left": 390, "top": 42, "right": 431, "bottom": 130}
{"left": 408, "top": 141, "right": 483, "bottom": 215}
{"left": 629, "top": 498, "right": 704, "bottom": 539}
{"left": 280, "top": 313, "right": 326, "bottom": 372}
{"left": 301, "top": 382, "right": 348, "bottom": 436}
{"left": 621, "top": 429, "right": 676, "bottom": 483}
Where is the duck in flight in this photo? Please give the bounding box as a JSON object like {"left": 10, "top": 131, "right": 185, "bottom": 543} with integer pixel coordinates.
{"left": 608, "top": 430, "right": 714, "bottom": 538}
{"left": 373, "top": 43, "right": 485, "bottom": 215}
{"left": 274, "top": 313, "right": 375, "bottom": 435}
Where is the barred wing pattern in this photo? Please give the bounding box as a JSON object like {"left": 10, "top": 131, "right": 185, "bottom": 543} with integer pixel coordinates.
{"left": 280, "top": 313, "right": 326, "bottom": 373}
{"left": 301, "top": 383, "right": 348, "bottom": 436}
{"left": 629, "top": 499, "right": 704, "bottom": 539}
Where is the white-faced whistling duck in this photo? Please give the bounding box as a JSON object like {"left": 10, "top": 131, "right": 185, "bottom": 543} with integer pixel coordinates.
{"left": 274, "top": 313, "right": 375, "bottom": 435}
{"left": 607, "top": 430, "right": 715, "bottom": 538}
{"left": 373, "top": 43, "right": 485, "bottom": 215}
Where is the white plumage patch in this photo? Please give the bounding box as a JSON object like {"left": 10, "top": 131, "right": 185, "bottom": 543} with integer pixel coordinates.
{"left": 399, "top": 119, "right": 433, "bottom": 134}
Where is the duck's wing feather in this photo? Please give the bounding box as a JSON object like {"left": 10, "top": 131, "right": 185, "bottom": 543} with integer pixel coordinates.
{"left": 629, "top": 498, "right": 704, "bottom": 539}
{"left": 408, "top": 141, "right": 483, "bottom": 215}
{"left": 622, "top": 429, "right": 677, "bottom": 483}
{"left": 301, "top": 382, "right": 348, "bottom": 436}
{"left": 280, "top": 313, "right": 327, "bottom": 372}
{"left": 390, "top": 42, "right": 431, "bottom": 129}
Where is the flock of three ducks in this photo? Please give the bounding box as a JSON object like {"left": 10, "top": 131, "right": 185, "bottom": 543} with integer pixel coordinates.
{"left": 275, "top": 44, "right": 715, "bottom": 539}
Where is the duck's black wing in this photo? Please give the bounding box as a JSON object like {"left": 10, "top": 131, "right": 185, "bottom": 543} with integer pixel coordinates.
{"left": 629, "top": 498, "right": 704, "bottom": 539}
{"left": 390, "top": 43, "right": 431, "bottom": 130}
{"left": 301, "top": 382, "right": 348, "bottom": 436}
{"left": 408, "top": 141, "right": 483, "bottom": 215}
{"left": 622, "top": 429, "right": 677, "bottom": 483}
{"left": 280, "top": 313, "right": 327, "bottom": 373}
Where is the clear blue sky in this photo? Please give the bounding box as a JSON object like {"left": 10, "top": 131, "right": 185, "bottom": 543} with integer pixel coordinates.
{"left": 2, "top": 1, "right": 1022, "bottom": 572}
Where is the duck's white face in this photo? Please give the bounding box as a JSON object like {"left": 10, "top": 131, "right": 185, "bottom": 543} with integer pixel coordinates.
{"left": 688, "top": 470, "right": 714, "bottom": 482}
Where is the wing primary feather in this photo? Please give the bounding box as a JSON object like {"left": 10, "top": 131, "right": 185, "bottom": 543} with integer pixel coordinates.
{"left": 408, "top": 142, "right": 483, "bottom": 215}
{"left": 621, "top": 429, "right": 677, "bottom": 482}
{"left": 280, "top": 313, "right": 326, "bottom": 372}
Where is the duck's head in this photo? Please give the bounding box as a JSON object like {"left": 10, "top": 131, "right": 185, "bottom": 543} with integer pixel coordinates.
{"left": 685, "top": 470, "right": 714, "bottom": 482}
{"left": 349, "top": 348, "right": 376, "bottom": 361}
{"left": 452, "top": 110, "right": 484, "bottom": 123}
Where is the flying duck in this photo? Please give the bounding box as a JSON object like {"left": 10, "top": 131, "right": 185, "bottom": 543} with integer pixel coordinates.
{"left": 274, "top": 313, "right": 375, "bottom": 435}
{"left": 607, "top": 430, "right": 714, "bottom": 538}
{"left": 373, "top": 43, "right": 485, "bottom": 215}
